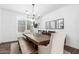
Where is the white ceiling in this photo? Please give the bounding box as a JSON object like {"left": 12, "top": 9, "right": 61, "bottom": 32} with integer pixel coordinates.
{"left": 0, "top": 4, "right": 67, "bottom": 16}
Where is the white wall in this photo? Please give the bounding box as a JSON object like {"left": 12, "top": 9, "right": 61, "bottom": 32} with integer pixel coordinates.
{"left": 40, "top": 5, "right": 79, "bottom": 49}
{"left": 0, "top": 8, "right": 27, "bottom": 43}
{"left": 0, "top": 9, "right": 2, "bottom": 41}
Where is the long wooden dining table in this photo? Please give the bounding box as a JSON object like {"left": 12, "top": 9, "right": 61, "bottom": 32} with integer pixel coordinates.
{"left": 23, "top": 33, "right": 50, "bottom": 45}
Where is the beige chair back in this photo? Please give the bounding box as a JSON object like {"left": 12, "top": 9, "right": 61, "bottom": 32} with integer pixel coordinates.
{"left": 49, "top": 32, "right": 66, "bottom": 54}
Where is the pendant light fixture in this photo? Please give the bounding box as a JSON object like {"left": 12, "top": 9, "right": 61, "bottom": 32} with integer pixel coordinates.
{"left": 26, "top": 4, "right": 41, "bottom": 20}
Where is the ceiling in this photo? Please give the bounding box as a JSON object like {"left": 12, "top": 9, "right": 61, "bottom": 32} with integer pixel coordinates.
{"left": 0, "top": 4, "right": 67, "bottom": 16}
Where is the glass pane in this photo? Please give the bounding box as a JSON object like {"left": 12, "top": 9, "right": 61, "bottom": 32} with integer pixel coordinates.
{"left": 18, "top": 20, "right": 25, "bottom": 32}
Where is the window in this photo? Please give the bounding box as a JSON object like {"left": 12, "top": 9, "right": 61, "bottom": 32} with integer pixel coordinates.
{"left": 45, "top": 18, "right": 64, "bottom": 29}
{"left": 18, "top": 20, "right": 26, "bottom": 32}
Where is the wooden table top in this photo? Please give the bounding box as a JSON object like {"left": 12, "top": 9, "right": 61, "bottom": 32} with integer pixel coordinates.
{"left": 23, "top": 33, "right": 50, "bottom": 45}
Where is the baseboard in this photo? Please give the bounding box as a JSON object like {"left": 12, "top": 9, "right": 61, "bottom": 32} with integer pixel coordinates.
{"left": 0, "top": 40, "right": 18, "bottom": 45}
{"left": 64, "top": 45, "right": 79, "bottom": 54}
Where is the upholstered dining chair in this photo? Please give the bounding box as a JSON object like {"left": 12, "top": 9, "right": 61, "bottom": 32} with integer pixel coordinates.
{"left": 38, "top": 32, "right": 66, "bottom": 54}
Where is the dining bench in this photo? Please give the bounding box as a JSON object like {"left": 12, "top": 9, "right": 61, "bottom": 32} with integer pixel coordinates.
{"left": 18, "top": 37, "right": 38, "bottom": 54}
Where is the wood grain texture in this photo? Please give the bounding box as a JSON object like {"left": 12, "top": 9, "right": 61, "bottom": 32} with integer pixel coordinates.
{"left": 0, "top": 41, "right": 19, "bottom": 54}
{"left": 18, "top": 37, "right": 37, "bottom": 54}
{"left": 23, "top": 33, "right": 50, "bottom": 45}
{"left": 0, "top": 43, "right": 10, "bottom": 54}
{"left": 64, "top": 45, "right": 79, "bottom": 54}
